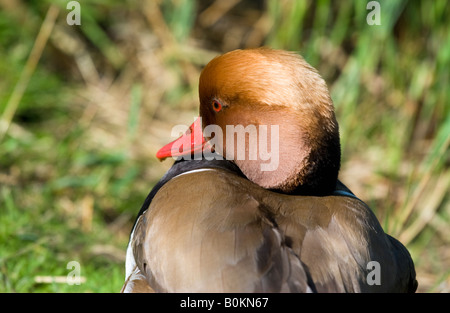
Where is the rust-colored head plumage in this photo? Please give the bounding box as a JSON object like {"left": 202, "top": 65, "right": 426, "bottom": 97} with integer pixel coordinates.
{"left": 197, "top": 48, "right": 341, "bottom": 195}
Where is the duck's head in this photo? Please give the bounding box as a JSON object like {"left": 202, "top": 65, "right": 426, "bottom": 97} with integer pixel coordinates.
{"left": 157, "top": 48, "right": 341, "bottom": 196}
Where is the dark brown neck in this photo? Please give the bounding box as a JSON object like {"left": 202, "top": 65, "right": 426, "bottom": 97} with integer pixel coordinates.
{"left": 282, "top": 132, "right": 341, "bottom": 196}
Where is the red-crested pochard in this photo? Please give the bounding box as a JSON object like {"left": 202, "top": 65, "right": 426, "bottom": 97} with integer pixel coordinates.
{"left": 122, "top": 48, "right": 417, "bottom": 293}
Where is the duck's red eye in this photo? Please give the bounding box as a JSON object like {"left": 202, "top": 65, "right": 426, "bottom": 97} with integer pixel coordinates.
{"left": 212, "top": 100, "right": 222, "bottom": 112}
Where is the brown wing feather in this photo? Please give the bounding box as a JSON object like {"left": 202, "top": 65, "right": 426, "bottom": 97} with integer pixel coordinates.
{"left": 121, "top": 266, "right": 155, "bottom": 293}
{"left": 131, "top": 170, "right": 313, "bottom": 292}
{"left": 271, "top": 195, "right": 417, "bottom": 292}
{"left": 127, "top": 169, "right": 416, "bottom": 292}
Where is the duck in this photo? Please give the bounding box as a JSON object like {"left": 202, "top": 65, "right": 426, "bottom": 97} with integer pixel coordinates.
{"left": 121, "top": 48, "right": 417, "bottom": 293}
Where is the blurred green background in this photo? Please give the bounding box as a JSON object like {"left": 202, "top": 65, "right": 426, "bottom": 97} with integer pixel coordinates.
{"left": 0, "top": 0, "right": 448, "bottom": 292}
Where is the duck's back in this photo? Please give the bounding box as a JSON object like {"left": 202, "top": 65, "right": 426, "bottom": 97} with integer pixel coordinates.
{"left": 271, "top": 191, "right": 417, "bottom": 292}
{"left": 123, "top": 163, "right": 416, "bottom": 293}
